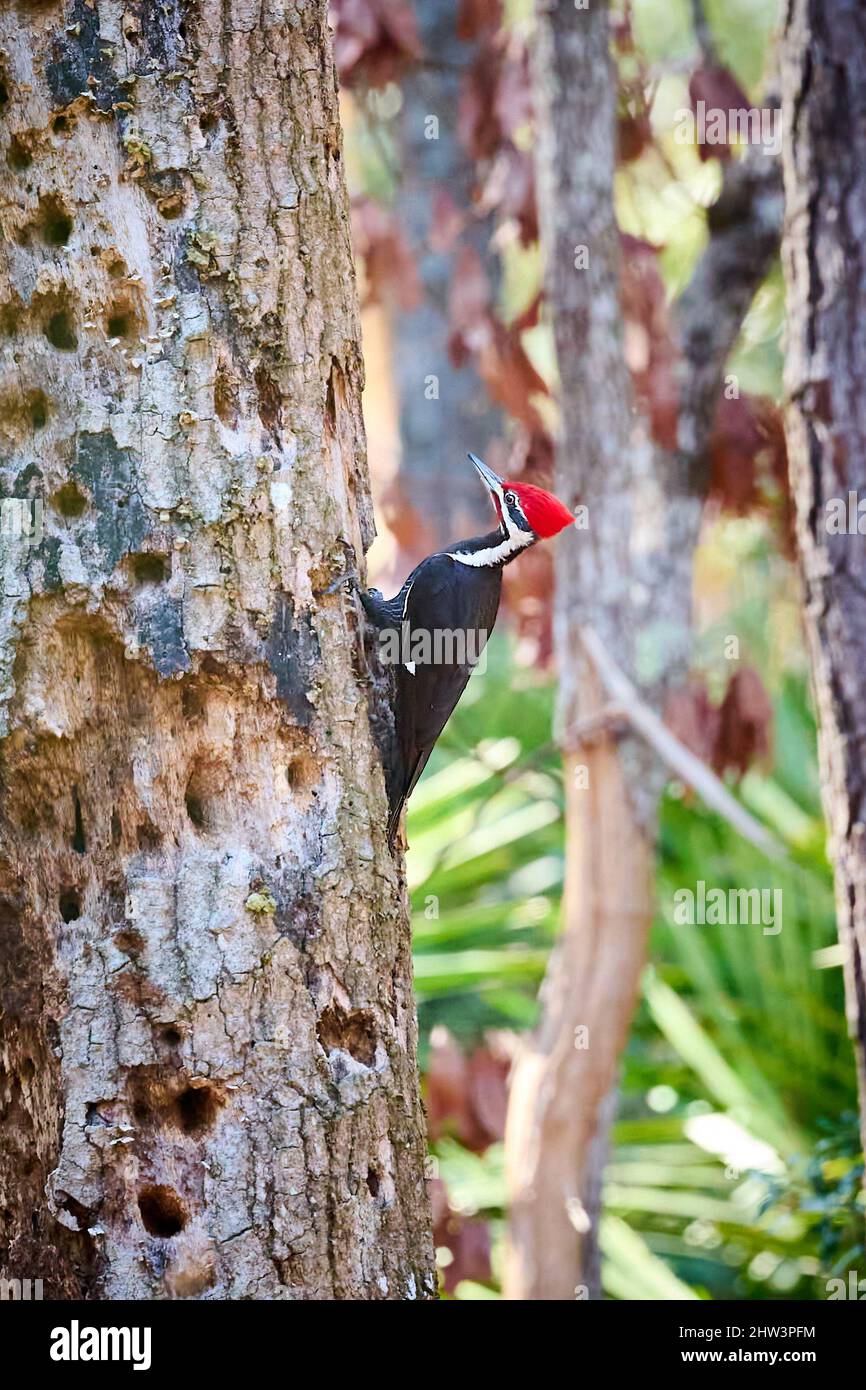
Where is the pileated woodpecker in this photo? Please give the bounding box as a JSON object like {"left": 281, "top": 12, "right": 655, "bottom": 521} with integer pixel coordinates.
{"left": 336, "top": 454, "right": 574, "bottom": 844}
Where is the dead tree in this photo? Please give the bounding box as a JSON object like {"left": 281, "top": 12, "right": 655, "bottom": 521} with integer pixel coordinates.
{"left": 0, "top": 0, "right": 434, "bottom": 1300}
{"left": 781, "top": 0, "right": 866, "bottom": 1159}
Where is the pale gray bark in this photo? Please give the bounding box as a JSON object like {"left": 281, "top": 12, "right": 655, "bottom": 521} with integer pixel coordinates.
{"left": 781, "top": 0, "right": 866, "bottom": 1154}
{"left": 505, "top": 0, "right": 781, "bottom": 1299}
{"left": 0, "top": 0, "right": 434, "bottom": 1300}
{"left": 391, "top": 0, "right": 501, "bottom": 552}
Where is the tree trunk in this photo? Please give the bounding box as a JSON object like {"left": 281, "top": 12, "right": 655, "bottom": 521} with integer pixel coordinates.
{"left": 504, "top": 0, "right": 661, "bottom": 1303}
{"left": 0, "top": 0, "right": 434, "bottom": 1300}
{"left": 387, "top": 0, "right": 501, "bottom": 577}
{"left": 781, "top": 0, "right": 866, "bottom": 1156}
{"left": 504, "top": 0, "right": 781, "bottom": 1299}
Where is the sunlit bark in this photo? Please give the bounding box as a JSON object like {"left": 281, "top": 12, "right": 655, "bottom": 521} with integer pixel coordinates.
{"left": 0, "top": 0, "right": 433, "bottom": 1300}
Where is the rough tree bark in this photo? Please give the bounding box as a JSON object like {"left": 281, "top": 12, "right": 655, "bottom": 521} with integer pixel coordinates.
{"left": 781, "top": 0, "right": 866, "bottom": 1156}
{"left": 504, "top": 0, "right": 781, "bottom": 1299}
{"left": 0, "top": 0, "right": 434, "bottom": 1300}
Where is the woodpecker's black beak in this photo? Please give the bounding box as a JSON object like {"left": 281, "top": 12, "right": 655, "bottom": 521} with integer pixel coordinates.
{"left": 468, "top": 452, "right": 504, "bottom": 498}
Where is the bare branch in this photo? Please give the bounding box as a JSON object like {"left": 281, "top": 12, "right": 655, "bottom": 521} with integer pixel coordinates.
{"left": 578, "top": 627, "right": 788, "bottom": 862}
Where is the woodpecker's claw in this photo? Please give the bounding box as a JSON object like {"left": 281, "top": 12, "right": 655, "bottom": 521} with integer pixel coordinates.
{"left": 323, "top": 570, "right": 360, "bottom": 595}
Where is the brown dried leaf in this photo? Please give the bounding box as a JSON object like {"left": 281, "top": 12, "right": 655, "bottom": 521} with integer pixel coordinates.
{"left": 688, "top": 65, "right": 751, "bottom": 163}
{"left": 447, "top": 244, "right": 493, "bottom": 366}
{"left": 425, "top": 1026, "right": 515, "bottom": 1152}
{"left": 351, "top": 196, "right": 422, "bottom": 311}
{"left": 429, "top": 1178, "right": 492, "bottom": 1295}
{"left": 476, "top": 145, "right": 538, "bottom": 245}
{"left": 617, "top": 79, "right": 653, "bottom": 164}
{"left": 708, "top": 394, "right": 793, "bottom": 555}
{"left": 448, "top": 261, "right": 547, "bottom": 427}
{"left": 618, "top": 110, "right": 653, "bottom": 163}
{"left": 476, "top": 317, "right": 548, "bottom": 429}
{"left": 457, "top": 0, "right": 504, "bottom": 41}
{"left": 664, "top": 679, "right": 720, "bottom": 769}
{"left": 620, "top": 234, "right": 678, "bottom": 448}
{"left": 428, "top": 188, "right": 465, "bottom": 255}
{"left": 458, "top": 49, "right": 503, "bottom": 162}
{"left": 714, "top": 666, "right": 773, "bottom": 779}
{"left": 466, "top": 1032, "right": 513, "bottom": 1143}
{"left": 493, "top": 38, "right": 533, "bottom": 141}
{"left": 665, "top": 669, "right": 773, "bottom": 781}
{"left": 425, "top": 1026, "right": 481, "bottom": 1149}
{"left": 331, "top": 0, "right": 422, "bottom": 88}
{"left": 708, "top": 393, "right": 762, "bottom": 514}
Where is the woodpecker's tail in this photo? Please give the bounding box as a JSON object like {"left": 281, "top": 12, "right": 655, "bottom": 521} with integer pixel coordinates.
{"left": 386, "top": 747, "right": 433, "bottom": 849}
{"left": 387, "top": 799, "right": 404, "bottom": 848}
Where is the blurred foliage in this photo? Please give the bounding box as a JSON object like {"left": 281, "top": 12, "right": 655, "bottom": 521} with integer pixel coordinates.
{"left": 339, "top": 0, "right": 865, "bottom": 1302}
{"left": 411, "top": 519, "right": 863, "bottom": 1300}
{"left": 410, "top": 640, "right": 559, "bottom": 1049}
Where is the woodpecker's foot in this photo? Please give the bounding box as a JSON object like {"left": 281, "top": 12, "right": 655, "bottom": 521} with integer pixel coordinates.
{"left": 322, "top": 570, "right": 360, "bottom": 595}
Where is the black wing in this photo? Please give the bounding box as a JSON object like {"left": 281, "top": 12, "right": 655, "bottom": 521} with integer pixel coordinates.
{"left": 381, "top": 554, "right": 501, "bottom": 841}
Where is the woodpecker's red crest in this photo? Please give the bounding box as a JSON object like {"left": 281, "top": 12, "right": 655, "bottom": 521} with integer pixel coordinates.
{"left": 502, "top": 481, "right": 575, "bottom": 538}
{"left": 468, "top": 453, "right": 574, "bottom": 539}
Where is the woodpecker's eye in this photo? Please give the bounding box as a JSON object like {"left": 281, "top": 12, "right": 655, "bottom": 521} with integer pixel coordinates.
{"left": 505, "top": 490, "right": 517, "bottom": 506}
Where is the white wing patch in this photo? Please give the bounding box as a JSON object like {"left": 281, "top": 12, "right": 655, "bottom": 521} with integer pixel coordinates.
{"left": 402, "top": 581, "right": 417, "bottom": 669}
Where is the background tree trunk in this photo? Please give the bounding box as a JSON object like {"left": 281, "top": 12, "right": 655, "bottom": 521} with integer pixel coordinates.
{"left": 504, "top": 0, "right": 781, "bottom": 1299}
{"left": 390, "top": 0, "right": 501, "bottom": 557}
{"left": 0, "top": 0, "right": 434, "bottom": 1300}
{"left": 781, "top": 0, "right": 866, "bottom": 1158}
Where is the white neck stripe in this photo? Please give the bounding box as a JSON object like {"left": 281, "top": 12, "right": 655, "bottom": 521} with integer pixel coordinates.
{"left": 448, "top": 530, "right": 533, "bottom": 567}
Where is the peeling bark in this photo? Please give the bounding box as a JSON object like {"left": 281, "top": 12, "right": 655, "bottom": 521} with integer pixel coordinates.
{"left": 0, "top": 0, "right": 434, "bottom": 1300}
{"left": 781, "top": 0, "right": 866, "bottom": 1156}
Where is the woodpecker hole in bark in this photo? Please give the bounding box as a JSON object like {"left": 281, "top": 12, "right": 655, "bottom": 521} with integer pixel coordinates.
{"left": 52, "top": 481, "right": 87, "bottom": 517}
{"left": 184, "top": 760, "right": 228, "bottom": 834}
{"left": 175, "top": 1085, "right": 223, "bottom": 1136}
{"left": 0, "top": 386, "right": 50, "bottom": 445}
{"left": 316, "top": 1004, "right": 377, "bottom": 1067}
{"left": 37, "top": 194, "right": 72, "bottom": 247}
{"left": 44, "top": 306, "right": 77, "bottom": 352}
{"left": 58, "top": 889, "right": 81, "bottom": 924}
{"left": 129, "top": 553, "right": 168, "bottom": 586}
{"left": 138, "top": 1185, "right": 187, "bottom": 1238}
{"left": 7, "top": 134, "right": 33, "bottom": 170}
